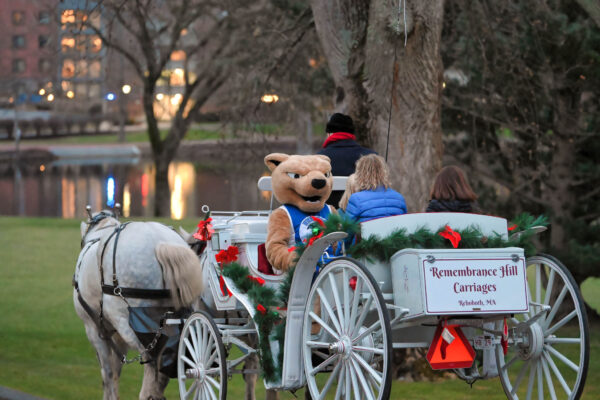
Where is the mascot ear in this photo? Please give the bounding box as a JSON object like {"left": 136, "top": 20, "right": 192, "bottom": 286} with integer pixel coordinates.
{"left": 315, "top": 154, "right": 331, "bottom": 163}
{"left": 264, "top": 153, "right": 290, "bottom": 171}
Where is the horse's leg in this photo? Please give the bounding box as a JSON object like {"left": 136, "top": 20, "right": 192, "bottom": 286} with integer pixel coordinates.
{"left": 243, "top": 352, "right": 258, "bottom": 400}
{"left": 141, "top": 364, "right": 169, "bottom": 400}
{"left": 81, "top": 321, "right": 123, "bottom": 400}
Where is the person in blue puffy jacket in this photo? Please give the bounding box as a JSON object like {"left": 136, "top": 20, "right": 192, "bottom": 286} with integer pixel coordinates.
{"left": 340, "top": 154, "right": 407, "bottom": 222}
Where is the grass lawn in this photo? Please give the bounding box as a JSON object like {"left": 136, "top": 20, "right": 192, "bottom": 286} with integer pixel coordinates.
{"left": 0, "top": 216, "right": 598, "bottom": 399}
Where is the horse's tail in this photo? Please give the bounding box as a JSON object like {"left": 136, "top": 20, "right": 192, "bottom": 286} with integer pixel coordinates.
{"left": 155, "top": 243, "right": 203, "bottom": 310}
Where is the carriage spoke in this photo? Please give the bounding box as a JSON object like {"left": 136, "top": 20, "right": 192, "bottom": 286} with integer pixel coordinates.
{"left": 181, "top": 354, "right": 197, "bottom": 369}
{"left": 206, "top": 375, "right": 221, "bottom": 390}
{"left": 545, "top": 337, "right": 581, "bottom": 344}
{"left": 351, "top": 295, "right": 373, "bottom": 337}
{"left": 310, "top": 354, "right": 338, "bottom": 376}
{"left": 189, "top": 324, "right": 201, "bottom": 362}
{"left": 184, "top": 381, "right": 197, "bottom": 399}
{"left": 329, "top": 274, "right": 346, "bottom": 332}
{"left": 352, "top": 345, "right": 384, "bottom": 355}
{"left": 348, "top": 278, "right": 363, "bottom": 335}
{"left": 537, "top": 361, "right": 544, "bottom": 400}
{"left": 343, "top": 269, "right": 351, "bottom": 332}
{"left": 310, "top": 312, "right": 340, "bottom": 340}
{"left": 205, "top": 349, "right": 218, "bottom": 369}
{"left": 333, "top": 363, "right": 345, "bottom": 400}
{"left": 544, "top": 351, "right": 572, "bottom": 397}
{"left": 184, "top": 338, "right": 199, "bottom": 364}
{"left": 307, "top": 340, "right": 331, "bottom": 348}
{"left": 511, "top": 360, "right": 530, "bottom": 395}
{"left": 345, "top": 363, "right": 351, "bottom": 400}
{"left": 350, "top": 357, "right": 375, "bottom": 400}
{"left": 544, "top": 285, "right": 568, "bottom": 330}
{"left": 524, "top": 361, "right": 536, "bottom": 400}
{"left": 205, "top": 368, "right": 221, "bottom": 376}
{"left": 317, "top": 288, "right": 343, "bottom": 334}
{"left": 541, "top": 356, "right": 558, "bottom": 400}
{"left": 348, "top": 358, "right": 361, "bottom": 400}
{"left": 351, "top": 353, "right": 383, "bottom": 385}
{"left": 203, "top": 335, "right": 215, "bottom": 364}
{"left": 535, "top": 263, "right": 542, "bottom": 304}
{"left": 353, "top": 320, "right": 381, "bottom": 344}
{"left": 502, "top": 354, "right": 519, "bottom": 371}
{"left": 205, "top": 383, "right": 217, "bottom": 400}
{"left": 543, "top": 269, "right": 555, "bottom": 306}
{"left": 318, "top": 359, "right": 343, "bottom": 400}
{"left": 198, "top": 321, "right": 208, "bottom": 360}
{"left": 545, "top": 345, "right": 579, "bottom": 372}
{"left": 546, "top": 310, "right": 577, "bottom": 336}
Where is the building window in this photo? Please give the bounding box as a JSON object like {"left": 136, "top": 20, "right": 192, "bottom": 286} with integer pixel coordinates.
{"left": 12, "top": 59, "right": 26, "bottom": 73}
{"left": 39, "top": 11, "right": 51, "bottom": 24}
{"left": 39, "top": 35, "right": 50, "bottom": 49}
{"left": 90, "top": 35, "right": 102, "bottom": 53}
{"left": 12, "top": 11, "right": 25, "bottom": 25}
{"left": 171, "top": 50, "right": 186, "bottom": 61}
{"left": 62, "top": 59, "right": 75, "bottom": 78}
{"left": 13, "top": 35, "right": 26, "bottom": 49}
{"left": 39, "top": 59, "right": 52, "bottom": 74}
{"left": 61, "top": 36, "right": 75, "bottom": 52}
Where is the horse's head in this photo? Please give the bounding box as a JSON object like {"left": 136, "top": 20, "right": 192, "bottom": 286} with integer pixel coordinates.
{"left": 80, "top": 206, "right": 120, "bottom": 246}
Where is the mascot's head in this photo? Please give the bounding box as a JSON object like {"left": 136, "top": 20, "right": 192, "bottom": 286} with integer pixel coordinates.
{"left": 265, "top": 153, "right": 333, "bottom": 213}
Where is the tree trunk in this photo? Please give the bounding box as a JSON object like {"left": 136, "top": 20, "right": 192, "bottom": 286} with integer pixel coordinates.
{"left": 154, "top": 155, "right": 171, "bottom": 217}
{"left": 310, "top": 0, "right": 444, "bottom": 211}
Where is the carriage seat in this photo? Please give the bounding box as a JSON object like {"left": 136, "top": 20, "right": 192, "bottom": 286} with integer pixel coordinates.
{"left": 361, "top": 212, "right": 509, "bottom": 240}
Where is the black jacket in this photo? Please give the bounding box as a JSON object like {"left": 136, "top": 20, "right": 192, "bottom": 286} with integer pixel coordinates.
{"left": 317, "top": 139, "right": 376, "bottom": 206}
{"left": 425, "top": 199, "right": 481, "bottom": 213}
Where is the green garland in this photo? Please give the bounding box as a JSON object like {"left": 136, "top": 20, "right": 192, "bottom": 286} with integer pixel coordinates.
{"left": 221, "top": 212, "right": 547, "bottom": 381}
{"left": 221, "top": 262, "right": 292, "bottom": 382}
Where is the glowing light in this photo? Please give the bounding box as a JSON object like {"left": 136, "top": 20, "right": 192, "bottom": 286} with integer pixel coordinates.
{"left": 174, "top": 68, "right": 184, "bottom": 76}
{"left": 308, "top": 58, "right": 317, "bottom": 67}
{"left": 261, "top": 94, "right": 279, "bottom": 103}
{"left": 442, "top": 81, "right": 446, "bottom": 89}
{"left": 9, "top": 97, "right": 14, "bottom": 103}
{"left": 39, "top": 165, "right": 46, "bottom": 172}
{"left": 170, "top": 93, "right": 182, "bottom": 105}
{"left": 47, "top": 94, "right": 55, "bottom": 102}
{"left": 66, "top": 90, "right": 75, "bottom": 99}
{"left": 122, "top": 84, "right": 131, "bottom": 94}
{"left": 141, "top": 173, "right": 149, "bottom": 207}
{"left": 156, "top": 93, "right": 164, "bottom": 101}
{"left": 106, "top": 92, "right": 116, "bottom": 101}
{"left": 171, "top": 175, "right": 183, "bottom": 220}
{"left": 39, "top": 88, "right": 46, "bottom": 95}
{"left": 106, "top": 176, "right": 115, "bottom": 207}
{"left": 123, "top": 183, "right": 131, "bottom": 217}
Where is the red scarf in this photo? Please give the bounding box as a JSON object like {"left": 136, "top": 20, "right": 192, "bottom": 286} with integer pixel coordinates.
{"left": 322, "top": 132, "right": 356, "bottom": 148}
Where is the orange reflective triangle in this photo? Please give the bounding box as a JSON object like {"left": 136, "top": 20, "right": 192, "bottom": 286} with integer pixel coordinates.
{"left": 426, "top": 323, "right": 475, "bottom": 370}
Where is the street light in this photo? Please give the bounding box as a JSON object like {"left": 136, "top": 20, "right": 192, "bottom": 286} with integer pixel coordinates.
{"left": 39, "top": 88, "right": 46, "bottom": 96}
{"left": 47, "top": 94, "right": 54, "bottom": 102}
{"left": 122, "top": 84, "right": 131, "bottom": 94}
{"left": 105, "top": 92, "right": 116, "bottom": 101}
{"left": 261, "top": 94, "right": 279, "bottom": 103}
{"left": 66, "top": 90, "right": 75, "bottom": 99}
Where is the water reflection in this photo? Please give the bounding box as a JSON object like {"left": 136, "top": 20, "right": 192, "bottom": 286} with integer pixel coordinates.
{"left": 0, "top": 158, "right": 271, "bottom": 218}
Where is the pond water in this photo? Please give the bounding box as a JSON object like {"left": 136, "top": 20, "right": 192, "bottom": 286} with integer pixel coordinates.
{"left": 0, "top": 157, "right": 272, "bottom": 219}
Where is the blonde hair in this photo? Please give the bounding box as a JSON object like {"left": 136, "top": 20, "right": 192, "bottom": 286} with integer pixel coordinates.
{"left": 354, "top": 154, "right": 391, "bottom": 191}
{"left": 339, "top": 174, "right": 359, "bottom": 211}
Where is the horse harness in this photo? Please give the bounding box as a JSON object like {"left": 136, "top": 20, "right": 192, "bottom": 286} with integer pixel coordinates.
{"left": 73, "top": 219, "right": 174, "bottom": 364}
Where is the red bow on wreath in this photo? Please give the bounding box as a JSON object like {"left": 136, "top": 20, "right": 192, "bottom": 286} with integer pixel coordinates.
{"left": 439, "top": 225, "right": 462, "bottom": 248}
{"left": 219, "top": 275, "right": 232, "bottom": 297}
{"left": 193, "top": 217, "right": 215, "bottom": 241}
{"left": 307, "top": 216, "right": 326, "bottom": 246}
{"left": 215, "top": 246, "right": 239, "bottom": 265}
{"left": 256, "top": 304, "right": 267, "bottom": 315}
{"left": 247, "top": 275, "right": 265, "bottom": 286}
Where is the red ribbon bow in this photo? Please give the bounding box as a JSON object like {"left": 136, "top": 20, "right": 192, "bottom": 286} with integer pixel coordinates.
{"left": 193, "top": 217, "right": 215, "bottom": 241}
{"left": 247, "top": 275, "right": 265, "bottom": 286}
{"left": 501, "top": 317, "right": 509, "bottom": 355}
{"left": 215, "top": 245, "right": 239, "bottom": 265}
{"left": 508, "top": 224, "right": 517, "bottom": 231}
{"left": 256, "top": 304, "right": 267, "bottom": 315}
{"left": 439, "top": 225, "right": 462, "bottom": 248}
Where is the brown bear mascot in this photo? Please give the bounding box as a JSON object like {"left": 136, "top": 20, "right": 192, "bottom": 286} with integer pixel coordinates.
{"left": 264, "top": 153, "right": 334, "bottom": 273}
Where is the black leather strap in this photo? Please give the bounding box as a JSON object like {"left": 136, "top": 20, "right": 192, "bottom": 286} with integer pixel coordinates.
{"left": 102, "top": 285, "right": 171, "bottom": 299}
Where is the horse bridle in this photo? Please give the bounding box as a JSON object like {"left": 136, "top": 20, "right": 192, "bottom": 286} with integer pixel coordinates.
{"left": 81, "top": 210, "right": 118, "bottom": 248}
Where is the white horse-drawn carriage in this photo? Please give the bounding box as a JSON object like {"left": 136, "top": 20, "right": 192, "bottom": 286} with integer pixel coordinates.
{"left": 75, "top": 176, "right": 589, "bottom": 400}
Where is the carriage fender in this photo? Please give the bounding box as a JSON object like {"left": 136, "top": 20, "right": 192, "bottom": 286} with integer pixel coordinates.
{"left": 278, "top": 232, "right": 347, "bottom": 390}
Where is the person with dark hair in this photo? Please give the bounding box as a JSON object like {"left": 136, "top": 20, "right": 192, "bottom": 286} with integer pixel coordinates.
{"left": 317, "top": 113, "right": 376, "bottom": 207}
{"left": 426, "top": 165, "right": 481, "bottom": 213}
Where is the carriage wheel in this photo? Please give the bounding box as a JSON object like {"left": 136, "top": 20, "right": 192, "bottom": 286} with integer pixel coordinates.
{"left": 302, "top": 257, "right": 392, "bottom": 400}
{"left": 178, "top": 311, "right": 227, "bottom": 400}
{"left": 496, "top": 254, "right": 589, "bottom": 400}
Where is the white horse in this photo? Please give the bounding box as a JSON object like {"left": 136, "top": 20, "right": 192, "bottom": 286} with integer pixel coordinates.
{"left": 73, "top": 210, "right": 204, "bottom": 400}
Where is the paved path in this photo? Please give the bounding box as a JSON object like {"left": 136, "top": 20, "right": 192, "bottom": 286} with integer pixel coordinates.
{"left": 0, "top": 387, "right": 47, "bottom": 400}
